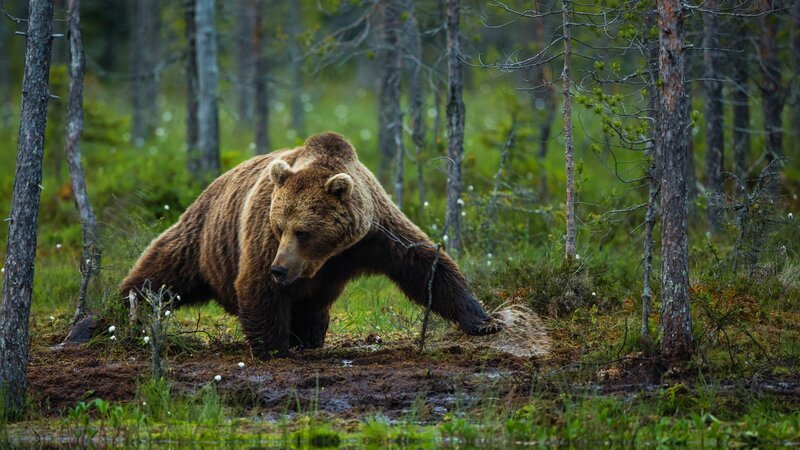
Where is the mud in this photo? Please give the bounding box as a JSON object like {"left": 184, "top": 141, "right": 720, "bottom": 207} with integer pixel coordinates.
{"left": 27, "top": 335, "right": 540, "bottom": 420}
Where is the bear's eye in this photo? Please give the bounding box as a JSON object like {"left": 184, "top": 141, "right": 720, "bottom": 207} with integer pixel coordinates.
{"left": 294, "top": 230, "right": 310, "bottom": 242}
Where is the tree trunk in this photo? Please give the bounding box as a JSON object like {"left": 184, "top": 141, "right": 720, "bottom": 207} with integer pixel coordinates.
{"left": 129, "top": 0, "right": 160, "bottom": 147}
{"left": 377, "top": 0, "right": 402, "bottom": 189}
{"left": 533, "top": 0, "right": 555, "bottom": 200}
{"left": 195, "top": 0, "right": 220, "bottom": 184}
{"left": 642, "top": 34, "right": 660, "bottom": 343}
{"left": 404, "top": 0, "right": 425, "bottom": 207}
{"left": 562, "top": 0, "right": 576, "bottom": 260}
{"left": 0, "top": 0, "right": 55, "bottom": 419}
{"left": 254, "top": 0, "right": 270, "bottom": 154}
{"left": 0, "top": 12, "right": 10, "bottom": 115}
{"left": 657, "top": 0, "right": 692, "bottom": 361}
{"left": 793, "top": 2, "right": 800, "bottom": 142}
{"left": 731, "top": 22, "right": 750, "bottom": 194}
{"left": 444, "top": 0, "right": 464, "bottom": 254}
{"left": 287, "top": 0, "right": 305, "bottom": 137}
{"left": 759, "top": 0, "right": 784, "bottom": 165}
{"left": 685, "top": 75, "right": 697, "bottom": 203}
{"left": 702, "top": 0, "right": 723, "bottom": 232}
{"left": 185, "top": 0, "right": 200, "bottom": 177}
{"left": 66, "top": 0, "right": 99, "bottom": 324}
{"left": 235, "top": 0, "right": 256, "bottom": 122}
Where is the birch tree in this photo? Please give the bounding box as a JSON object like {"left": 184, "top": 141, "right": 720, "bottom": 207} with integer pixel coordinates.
{"left": 403, "top": 0, "right": 426, "bottom": 206}
{"left": 0, "top": 0, "right": 55, "bottom": 418}
{"left": 657, "top": 0, "right": 693, "bottom": 360}
{"left": 65, "top": 0, "right": 98, "bottom": 324}
{"left": 561, "top": 0, "right": 576, "bottom": 260}
{"left": 195, "top": 0, "right": 220, "bottom": 184}
{"left": 444, "top": 0, "right": 464, "bottom": 254}
{"left": 185, "top": 0, "right": 200, "bottom": 177}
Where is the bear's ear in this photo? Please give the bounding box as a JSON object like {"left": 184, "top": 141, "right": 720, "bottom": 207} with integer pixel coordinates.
{"left": 268, "top": 159, "right": 293, "bottom": 187}
{"left": 325, "top": 173, "right": 354, "bottom": 198}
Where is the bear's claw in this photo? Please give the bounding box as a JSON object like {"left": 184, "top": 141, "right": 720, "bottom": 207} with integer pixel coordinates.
{"left": 463, "top": 318, "right": 503, "bottom": 336}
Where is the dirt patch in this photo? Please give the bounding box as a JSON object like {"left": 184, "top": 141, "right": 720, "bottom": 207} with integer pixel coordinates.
{"left": 27, "top": 336, "right": 540, "bottom": 420}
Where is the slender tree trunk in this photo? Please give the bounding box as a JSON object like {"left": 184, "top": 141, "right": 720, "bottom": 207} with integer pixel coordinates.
{"left": 404, "top": 0, "right": 426, "bottom": 206}
{"left": 254, "top": 0, "right": 270, "bottom": 154}
{"left": 657, "top": 0, "right": 692, "bottom": 361}
{"left": 377, "top": 0, "right": 402, "bottom": 188}
{"left": 685, "top": 76, "right": 697, "bottom": 203}
{"left": 642, "top": 35, "right": 660, "bottom": 343}
{"left": 731, "top": 24, "right": 750, "bottom": 193}
{"left": 561, "top": 0, "right": 576, "bottom": 260}
{"left": 66, "top": 0, "right": 98, "bottom": 324}
{"left": 703, "top": 0, "right": 723, "bottom": 232}
{"left": 185, "top": 0, "right": 200, "bottom": 177}
{"left": 129, "top": 0, "right": 160, "bottom": 147}
{"left": 534, "top": 0, "right": 555, "bottom": 200}
{"left": 287, "top": 0, "right": 305, "bottom": 137}
{"left": 195, "top": 0, "right": 220, "bottom": 183}
{"left": 759, "top": 0, "right": 784, "bottom": 165}
{"left": 0, "top": 0, "right": 55, "bottom": 419}
{"left": 444, "top": 0, "right": 464, "bottom": 254}
{"left": 235, "top": 0, "right": 256, "bottom": 122}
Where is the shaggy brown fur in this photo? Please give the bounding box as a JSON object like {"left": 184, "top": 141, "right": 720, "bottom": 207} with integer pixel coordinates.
{"left": 121, "top": 132, "right": 500, "bottom": 358}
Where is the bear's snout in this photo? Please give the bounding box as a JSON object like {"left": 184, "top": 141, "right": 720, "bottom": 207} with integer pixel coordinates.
{"left": 270, "top": 265, "right": 290, "bottom": 284}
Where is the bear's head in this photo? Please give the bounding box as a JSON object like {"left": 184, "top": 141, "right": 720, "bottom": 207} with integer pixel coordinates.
{"left": 266, "top": 135, "right": 372, "bottom": 285}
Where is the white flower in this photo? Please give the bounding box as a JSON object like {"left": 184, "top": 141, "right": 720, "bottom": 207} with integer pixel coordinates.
{"left": 214, "top": 375, "right": 222, "bottom": 382}
{"left": 592, "top": 292, "right": 597, "bottom": 297}
{"left": 237, "top": 362, "right": 245, "bottom": 368}
{"left": 163, "top": 204, "right": 170, "bottom": 211}
{"left": 142, "top": 402, "right": 147, "bottom": 406}
{"left": 143, "top": 336, "right": 150, "bottom": 344}
{"left": 457, "top": 198, "right": 465, "bottom": 206}
{"left": 487, "top": 253, "right": 493, "bottom": 258}
{"left": 164, "top": 310, "right": 171, "bottom": 317}
{"left": 1, "top": 267, "right": 4, "bottom": 274}
{"left": 461, "top": 211, "right": 466, "bottom": 217}
{"left": 167, "top": 411, "right": 171, "bottom": 416}
{"left": 110, "top": 335, "right": 117, "bottom": 341}
{"left": 468, "top": 185, "right": 474, "bottom": 192}
{"left": 176, "top": 295, "right": 181, "bottom": 301}
{"left": 431, "top": 224, "right": 438, "bottom": 231}
{"left": 423, "top": 201, "right": 429, "bottom": 208}
{"left": 575, "top": 254, "right": 581, "bottom": 260}
{"left": 49, "top": 315, "right": 55, "bottom": 321}
{"left": 487, "top": 260, "right": 492, "bottom": 267}
{"left": 108, "top": 325, "right": 116, "bottom": 333}
{"left": 443, "top": 235, "right": 449, "bottom": 242}
{"left": 56, "top": 243, "right": 62, "bottom": 249}
{"left": 789, "top": 213, "right": 794, "bottom": 220}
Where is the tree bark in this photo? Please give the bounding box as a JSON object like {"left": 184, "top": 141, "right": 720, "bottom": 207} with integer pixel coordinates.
{"left": 254, "top": 0, "right": 270, "bottom": 154}
{"left": 562, "top": 0, "right": 576, "bottom": 260}
{"left": 657, "top": 0, "right": 693, "bottom": 361}
{"left": 235, "top": 0, "right": 256, "bottom": 122}
{"left": 731, "top": 21, "right": 750, "bottom": 193}
{"left": 377, "top": 0, "right": 402, "bottom": 189}
{"left": 66, "top": 0, "right": 99, "bottom": 324}
{"left": 759, "top": 0, "right": 784, "bottom": 164}
{"left": 642, "top": 34, "right": 660, "bottom": 343}
{"left": 185, "top": 0, "right": 200, "bottom": 177}
{"left": 0, "top": 0, "right": 55, "bottom": 419}
{"left": 404, "top": 0, "right": 426, "bottom": 207}
{"left": 444, "top": 0, "right": 464, "bottom": 254}
{"left": 195, "top": 0, "right": 220, "bottom": 184}
{"left": 287, "top": 0, "right": 305, "bottom": 137}
{"left": 702, "top": 0, "right": 723, "bottom": 232}
{"left": 129, "top": 0, "right": 160, "bottom": 147}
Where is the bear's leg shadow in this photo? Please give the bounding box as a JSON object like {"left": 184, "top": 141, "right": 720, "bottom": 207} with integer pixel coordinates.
{"left": 235, "top": 274, "right": 293, "bottom": 358}
{"left": 290, "top": 306, "right": 330, "bottom": 349}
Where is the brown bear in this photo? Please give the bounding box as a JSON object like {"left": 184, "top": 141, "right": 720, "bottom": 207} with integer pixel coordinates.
{"left": 120, "top": 132, "right": 500, "bottom": 357}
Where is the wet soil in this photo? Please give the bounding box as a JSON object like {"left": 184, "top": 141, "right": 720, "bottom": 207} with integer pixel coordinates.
{"left": 27, "top": 335, "right": 540, "bottom": 420}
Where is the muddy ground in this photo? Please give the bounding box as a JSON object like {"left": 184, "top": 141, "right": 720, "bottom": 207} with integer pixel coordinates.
{"left": 27, "top": 333, "right": 547, "bottom": 421}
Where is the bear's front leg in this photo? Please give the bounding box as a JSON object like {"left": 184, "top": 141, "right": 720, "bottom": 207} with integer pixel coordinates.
{"left": 290, "top": 306, "right": 330, "bottom": 349}
{"left": 235, "top": 275, "right": 293, "bottom": 358}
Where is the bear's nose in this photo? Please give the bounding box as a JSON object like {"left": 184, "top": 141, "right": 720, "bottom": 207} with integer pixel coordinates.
{"left": 271, "top": 265, "right": 288, "bottom": 282}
